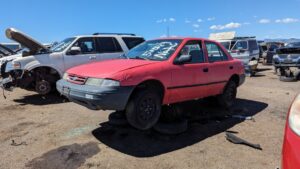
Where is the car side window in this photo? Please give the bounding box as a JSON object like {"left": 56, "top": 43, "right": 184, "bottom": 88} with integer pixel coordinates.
{"left": 205, "top": 42, "right": 228, "bottom": 62}
{"left": 232, "top": 40, "right": 248, "bottom": 50}
{"left": 178, "top": 41, "right": 205, "bottom": 63}
{"left": 96, "top": 37, "right": 123, "bottom": 53}
{"left": 122, "top": 37, "right": 145, "bottom": 49}
{"left": 72, "top": 37, "right": 96, "bottom": 54}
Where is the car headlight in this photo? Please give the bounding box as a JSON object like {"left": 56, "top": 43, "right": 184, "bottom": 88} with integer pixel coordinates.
{"left": 12, "top": 61, "right": 21, "bottom": 69}
{"left": 85, "top": 78, "right": 120, "bottom": 87}
{"left": 289, "top": 94, "right": 300, "bottom": 136}
{"left": 63, "top": 73, "right": 68, "bottom": 80}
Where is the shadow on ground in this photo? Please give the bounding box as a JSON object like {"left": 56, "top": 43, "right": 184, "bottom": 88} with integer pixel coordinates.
{"left": 13, "top": 93, "right": 68, "bottom": 105}
{"left": 92, "top": 98, "right": 268, "bottom": 157}
{"left": 25, "top": 142, "right": 100, "bottom": 169}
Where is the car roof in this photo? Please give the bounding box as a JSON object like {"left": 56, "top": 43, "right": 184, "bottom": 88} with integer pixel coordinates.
{"left": 73, "top": 34, "right": 144, "bottom": 38}
{"left": 153, "top": 37, "right": 212, "bottom": 41}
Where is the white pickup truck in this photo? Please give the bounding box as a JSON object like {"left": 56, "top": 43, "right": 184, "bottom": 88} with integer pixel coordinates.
{"left": 0, "top": 28, "right": 145, "bottom": 94}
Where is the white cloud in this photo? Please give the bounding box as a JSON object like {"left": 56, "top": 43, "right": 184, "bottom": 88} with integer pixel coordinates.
{"left": 169, "top": 18, "right": 176, "bottom": 22}
{"left": 185, "top": 19, "right": 191, "bottom": 23}
{"left": 259, "top": 19, "right": 271, "bottom": 24}
{"left": 197, "top": 19, "right": 203, "bottom": 22}
{"left": 275, "top": 18, "right": 299, "bottom": 23}
{"left": 192, "top": 24, "right": 200, "bottom": 28}
{"left": 210, "top": 22, "right": 241, "bottom": 30}
{"left": 207, "top": 17, "right": 215, "bottom": 21}
{"left": 156, "top": 18, "right": 176, "bottom": 23}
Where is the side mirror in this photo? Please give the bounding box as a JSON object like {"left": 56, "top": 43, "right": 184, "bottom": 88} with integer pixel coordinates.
{"left": 174, "top": 54, "right": 192, "bottom": 65}
{"left": 68, "top": 47, "right": 81, "bottom": 55}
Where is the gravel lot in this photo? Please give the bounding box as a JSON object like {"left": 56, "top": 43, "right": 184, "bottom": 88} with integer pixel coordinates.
{"left": 0, "top": 64, "right": 299, "bottom": 169}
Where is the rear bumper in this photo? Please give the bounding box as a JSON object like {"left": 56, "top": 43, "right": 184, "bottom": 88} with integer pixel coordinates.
{"left": 56, "top": 79, "right": 135, "bottom": 111}
{"left": 274, "top": 63, "right": 300, "bottom": 67}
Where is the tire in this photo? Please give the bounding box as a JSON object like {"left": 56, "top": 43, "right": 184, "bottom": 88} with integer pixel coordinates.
{"left": 126, "top": 89, "right": 162, "bottom": 130}
{"left": 279, "top": 76, "right": 297, "bottom": 82}
{"left": 160, "top": 104, "right": 183, "bottom": 123}
{"left": 153, "top": 119, "right": 188, "bottom": 135}
{"left": 108, "top": 111, "right": 128, "bottom": 126}
{"left": 35, "top": 80, "right": 52, "bottom": 95}
{"left": 217, "top": 81, "right": 237, "bottom": 108}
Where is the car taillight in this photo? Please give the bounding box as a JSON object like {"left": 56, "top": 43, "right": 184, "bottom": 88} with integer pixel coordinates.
{"left": 289, "top": 94, "right": 300, "bottom": 136}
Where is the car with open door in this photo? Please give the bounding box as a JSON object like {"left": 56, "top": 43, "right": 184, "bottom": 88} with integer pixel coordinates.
{"left": 57, "top": 37, "right": 245, "bottom": 130}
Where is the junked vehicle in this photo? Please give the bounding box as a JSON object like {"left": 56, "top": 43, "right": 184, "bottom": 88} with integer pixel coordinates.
{"left": 282, "top": 93, "right": 300, "bottom": 168}
{"left": 273, "top": 42, "right": 300, "bottom": 81}
{"left": 210, "top": 32, "right": 259, "bottom": 76}
{"left": 0, "top": 28, "right": 145, "bottom": 94}
{"left": 57, "top": 37, "right": 245, "bottom": 130}
{"left": 260, "top": 42, "right": 284, "bottom": 65}
{"left": 0, "top": 44, "right": 17, "bottom": 58}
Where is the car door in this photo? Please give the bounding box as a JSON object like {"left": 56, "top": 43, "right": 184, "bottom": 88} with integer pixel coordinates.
{"left": 168, "top": 40, "right": 211, "bottom": 103}
{"left": 63, "top": 37, "right": 98, "bottom": 71}
{"left": 95, "top": 37, "right": 124, "bottom": 61}
{"left": 204, "top": 41, "right": 233, "bottom": 95}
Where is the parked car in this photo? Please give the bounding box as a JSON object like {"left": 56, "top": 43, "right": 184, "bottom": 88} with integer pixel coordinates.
{"left": 260, "top": 42, "right": 284, "bottom": 65}
{"left": 282, "top": 93, "right": 300, "bottom": 169}
{"left": 57, "top": 37, "right": 245, "bottom": 130}
{"left": 273, "top": 42, "right": 300, "bottom": 72}
{"left": 213, "top": 35, "right": 259, "bottom": 76}
{"left": 0, "top": 43, "right": 17, "bottom": 58}
{"left": 0, "top": 28, "right": 145, "bottom": 94}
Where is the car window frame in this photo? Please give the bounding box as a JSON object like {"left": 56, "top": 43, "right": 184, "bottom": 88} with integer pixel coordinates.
{"left": 95, "top": 37, "right": 123, "bottom": 53}
{"left": 232, "top": 40, "right": 249, "bottom": 51}
{"left": 204, "top": 41, "right": 229, "bottom": 63}
{"left": 67, "top": 37, "right": 97, "bottom": 55}
{"left": 174, "top": 40, "right": 206, "bottom": 64}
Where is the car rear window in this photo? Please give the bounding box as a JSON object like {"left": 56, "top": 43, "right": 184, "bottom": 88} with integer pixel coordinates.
{"left": 122, "top": 37, "right": 145, "bottom": 49}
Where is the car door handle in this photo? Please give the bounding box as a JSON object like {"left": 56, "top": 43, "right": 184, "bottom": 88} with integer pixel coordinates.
{"left": 229, "top": 66, "right": 234, "bottom": 70}
{"left": 203, "top": 68, "right": 209, "bottom": 72}
{"left": 89, "top": 56, "right": 97, "bottom": 60}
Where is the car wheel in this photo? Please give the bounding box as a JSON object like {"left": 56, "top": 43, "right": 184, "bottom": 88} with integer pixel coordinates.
{"left": 108, "top": 111, "right": 128, "bottom": 126}
{"left": 126, "top": 89, "right": 162, "bottom": 130}
{"left": 217, "top": 81, "right": 237, "bottom": 108}
{"left": 153, "top": 119, "right": 188, "bottom": 135}
{"left": 160, "top": 104, "right": 183, "bottom": 123}
{"left": 35, "top": 80, "right": 51, "bottom": 95}
{"left": 279, "top": 76, "right": 297, "bottom": 82}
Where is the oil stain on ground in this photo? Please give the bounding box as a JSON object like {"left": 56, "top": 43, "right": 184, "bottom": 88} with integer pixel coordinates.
{"left": 25, "top": 142, "right": 100, "bottom": 169}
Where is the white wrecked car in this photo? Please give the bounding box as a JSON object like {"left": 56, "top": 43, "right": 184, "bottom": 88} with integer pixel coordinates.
{"left": 0, "top": 28, "right": 145, "bottom": 94}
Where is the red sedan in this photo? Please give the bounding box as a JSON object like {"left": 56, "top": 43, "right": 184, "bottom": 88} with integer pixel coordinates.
{"left": 282, "top": 94, "right": 300, "bottom": 169}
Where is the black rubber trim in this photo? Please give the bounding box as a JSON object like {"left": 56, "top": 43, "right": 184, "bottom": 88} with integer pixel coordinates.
{"left": 167, "top": 80, "right": 227, "bottom": 90}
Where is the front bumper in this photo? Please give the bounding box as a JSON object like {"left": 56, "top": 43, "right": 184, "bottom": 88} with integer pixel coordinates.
{"left": 56, "top": 79, "right": 135, "bottom": 111}
{"left": 274, "top": 63, "right": 300, "bottom": 68}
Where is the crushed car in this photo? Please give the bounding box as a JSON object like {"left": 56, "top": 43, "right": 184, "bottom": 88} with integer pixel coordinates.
{"left": 210, "top": 32, "right": 259, "bottom": 76}
{"left": 57, "top": 37, "right": 245, "bottom": 130}
{"left": 273, "top": 42, "right": 300, "bottom": 81}
{"left": 0, "top": 28, "right": 145, "bottom": 95}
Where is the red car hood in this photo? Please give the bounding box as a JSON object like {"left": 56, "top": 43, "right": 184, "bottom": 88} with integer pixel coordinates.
{"left": 67, "top": 59, "right": 158, "bottom": 78}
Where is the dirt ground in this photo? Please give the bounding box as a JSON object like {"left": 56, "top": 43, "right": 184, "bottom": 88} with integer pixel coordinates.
{"left": 0, "top": 64, "right": 299, "bottom": 169}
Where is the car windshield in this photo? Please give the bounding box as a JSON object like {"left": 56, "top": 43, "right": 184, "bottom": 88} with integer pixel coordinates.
{"left": 50, "top": 37, "right": 76, "bottom": 52}
{"left": 220, "top": 42, "right": 230, "bottom": 50}
{"left": 124, "top": 39, "right": 182, "bottom": 61}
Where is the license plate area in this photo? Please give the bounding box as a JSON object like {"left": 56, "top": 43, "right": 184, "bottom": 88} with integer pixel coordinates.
{"left": 62, "top": 86, "right": 70, "bottom": 95}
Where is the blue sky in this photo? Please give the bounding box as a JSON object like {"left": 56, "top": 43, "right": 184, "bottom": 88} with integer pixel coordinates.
{"left": 1, "top": 0, "right": 300, "bottom": 43}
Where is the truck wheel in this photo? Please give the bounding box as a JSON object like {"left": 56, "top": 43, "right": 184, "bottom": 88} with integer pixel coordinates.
{"left": 35, "top": 80, "right": 51, "bottom": 95}
{"left": 126, "top": 89, "right": 162, "bottom": 130}
{"left": 217, "top": 81, "right": 237, "bottom": 108}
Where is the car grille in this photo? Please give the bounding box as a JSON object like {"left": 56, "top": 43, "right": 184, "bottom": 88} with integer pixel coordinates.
{"left": 67, "top": 74, "right": 87, "bottom": 85}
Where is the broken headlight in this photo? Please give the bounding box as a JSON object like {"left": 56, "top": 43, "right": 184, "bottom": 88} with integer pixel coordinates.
{"left": 289, "top": 94, "right": 300, "bottom": 136}
{"left": 85, "top": 78, "right": 120, "bottom": 87}
{"left": 63, "top": 73, "right": 68, "bottom": 80}
{"left": 12, "top": 61, "right": 21, "bottom": 69}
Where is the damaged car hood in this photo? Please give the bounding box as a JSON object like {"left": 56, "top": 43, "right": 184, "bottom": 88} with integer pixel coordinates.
{"left": 5, "top": 28, "right": 49, "bottom": 54}
{"left": 277, "top": 47, "right": 300, "bottom": 55}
